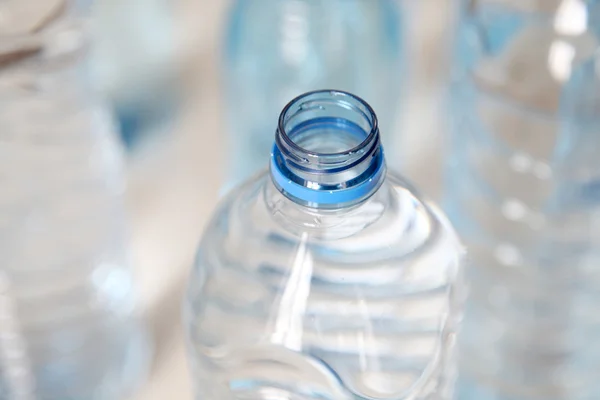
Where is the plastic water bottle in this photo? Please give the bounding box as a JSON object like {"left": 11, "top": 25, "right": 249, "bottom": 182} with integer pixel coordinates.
{"left": 0, "top": 2, "right": 150, "bottom": 398}
{"left": 91, "top": 0, "right": 177, "bottom": 151}
{"left": 446, "top": 1, "right": 600, "bottom": 399}
{"left": 535, "top": 52, "right": 600, "bottom": 400}
{"left": 223, "top": 0, "right": 404, "bottom": 190}
{"left": 184, "top": 90, "right": 463, "bottom": 400}
{"left": 523, "top": 54, "right": 600, "bottom": 400}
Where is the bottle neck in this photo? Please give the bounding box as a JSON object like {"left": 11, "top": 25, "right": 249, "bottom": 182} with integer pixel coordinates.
{"left": 270, "top": 90, "right": 386, "bottom": 209}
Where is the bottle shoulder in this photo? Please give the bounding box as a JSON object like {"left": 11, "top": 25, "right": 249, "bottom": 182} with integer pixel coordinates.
{"left": 197, "top": 171, "right": 462, "bottom": 286}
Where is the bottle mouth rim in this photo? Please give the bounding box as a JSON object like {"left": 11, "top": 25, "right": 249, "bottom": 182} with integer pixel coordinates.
{"left": 277, "top": 89, "right": 379, "bottom": 158}
{"left": 271, "top": 89, "right": 385, "bottom": 208}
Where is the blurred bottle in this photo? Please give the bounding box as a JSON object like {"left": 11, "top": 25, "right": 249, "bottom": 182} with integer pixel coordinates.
{"left": 0, "top": 1, "right": 151, "bottom": 398}
{"left": 446, "top": 0, "right": 600, "bottom": 399}
{"left": 553, "top": 50, "right": 600, "bottom": 209}
{"left": 223, "top": 0, "right": 404, "bottom": 191}
{"left": 184, "top": 90, "right": 463, "bottom": 400}
{"left": 91, "top": 0, "right": 178, "bottom": 152}
{"left": 532, "top": 51, "right": 600, "bottom": 400}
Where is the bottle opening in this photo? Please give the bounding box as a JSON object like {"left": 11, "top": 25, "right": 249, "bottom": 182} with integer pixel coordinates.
{"left": 271, "top": 90, "right": 385, "bottom": 208}
{"left": 287, "top": 117, "right": 366, "bottom": 154}
{"left": 281, "top": 90, "right": 376, "bottom": 155}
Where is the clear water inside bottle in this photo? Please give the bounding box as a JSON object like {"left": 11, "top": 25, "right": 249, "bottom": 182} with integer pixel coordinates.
{"left": 185, "top": 90, "right": 463, "bottom": 400}
{"left": 0, "top": 4, "right": 151, "bottom": 398}
{"left": 448, "top": 1, "right": 600, "bottom": 399}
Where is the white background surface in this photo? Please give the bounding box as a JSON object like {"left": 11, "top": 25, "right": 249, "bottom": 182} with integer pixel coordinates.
{"left": 127, "top": 1, "right": 452, "bottom": 398}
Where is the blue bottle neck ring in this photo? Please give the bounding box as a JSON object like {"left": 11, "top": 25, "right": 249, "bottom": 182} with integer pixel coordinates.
{"left": 270, "top": 90, "right": 386, "bottom": 208}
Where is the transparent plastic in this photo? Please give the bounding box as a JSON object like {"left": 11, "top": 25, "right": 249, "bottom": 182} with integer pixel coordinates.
{"left": 223, "top": 0, "right": 404, "bottom": 189}
{"left": 0, "top": 3, "right": 150, "bottom": 399}
{"left": 534, "top": 53, "right": 600, "bottom": 400}
{"left": 91, "top": 0, "right": 177, "bottom": 151}
{"left": 185, "top": 90, "right": 463, "bottom": 400}
{"left": 447, "top": 1, "right": 600, "bottom": 399}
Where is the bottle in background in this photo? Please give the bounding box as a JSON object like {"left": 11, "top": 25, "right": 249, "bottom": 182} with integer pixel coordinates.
{"left": 184, "top": 90, "right": 463, "bottom": 400}
{"left": 535, "top": 51, "right": 600, "bottom": 400}
{"left": 0, "top": 1, "right": 151, "bottom": 398}
{"left": 446, "top": 0, "right": 600, "bottom": 399}
{"left": 91, "top": 0, "right": 178, "bottom": 152}
{"left": 222, "top": 0, "right": 404, "bottom": 192}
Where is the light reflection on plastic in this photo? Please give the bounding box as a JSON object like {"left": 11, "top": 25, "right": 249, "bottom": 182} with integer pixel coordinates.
{"left": 548, "top": 39, "right": 575, "bottom": 82}
{"left": 554, "top": 0, "right": 588, "bottom": 36}
{"left": 280, "top": 0, "right": 310, "bottom": 66}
